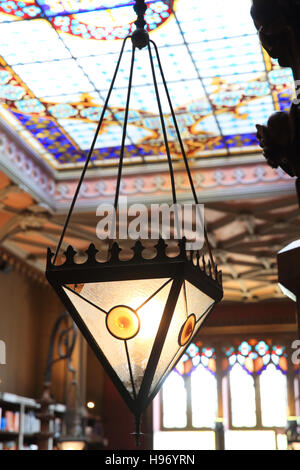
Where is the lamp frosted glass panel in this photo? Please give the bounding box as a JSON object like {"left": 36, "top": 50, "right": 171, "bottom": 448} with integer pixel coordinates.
{"left": 162, "top": 371, "right": 187, "bottom": 428}
{"left": 229, "top": 363, "right": 256, "bottom": 428}
{"left": 62, "top": 286, "right": 134, "bottom": 396}
{"left": 63, "top": 278, "right": 171, "bottom": 396}
{"left": 149, "top": 285, "right": 214, "bottom": 396}
{"left": 78, "top": 278, "right": 170, "bottom": 313}
{"left": 126, "top": 279, "right": 173, "bottom": 393}
{"left": 185, "top": 281, "right": 215, "bottom": 322}
{"left": 152, "top": 304, "right": 215, "bottom": 397}
{"left": 149, "top": 284, "right": 187, "bottom": 397}
{"left": 191, "top": 364, "right": 217, "bottom": 428}
{"left": 259, "top": 363, "right": 287, "bottom": 427}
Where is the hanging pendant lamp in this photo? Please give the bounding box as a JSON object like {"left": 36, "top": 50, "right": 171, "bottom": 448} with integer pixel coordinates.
{"left": 46, "top": 0, "right": 223, "bottom": 445}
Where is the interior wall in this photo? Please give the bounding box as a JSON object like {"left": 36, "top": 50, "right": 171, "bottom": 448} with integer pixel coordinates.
{"left": 86, "top": 344, "right": 105, "bottom": 414}
{"left": 0, "top": 268, "right": 67, "bottom": 402}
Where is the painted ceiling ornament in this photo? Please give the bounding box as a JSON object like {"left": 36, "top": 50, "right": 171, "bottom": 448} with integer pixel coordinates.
{"left": 251, "top": 0, "right": 300, "bottom": 186}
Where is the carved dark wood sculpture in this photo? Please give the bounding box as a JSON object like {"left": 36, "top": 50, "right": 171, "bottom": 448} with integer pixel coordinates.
{"left": 251, "top": 0, "right": 300, "bottom": 181}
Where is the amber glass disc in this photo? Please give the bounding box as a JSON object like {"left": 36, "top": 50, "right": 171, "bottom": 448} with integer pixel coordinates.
{"left": 106, "top": 305, "right": 140, "bottom": 340}
{"left": 178, "top": 314, "right": 196, "bottom": 346}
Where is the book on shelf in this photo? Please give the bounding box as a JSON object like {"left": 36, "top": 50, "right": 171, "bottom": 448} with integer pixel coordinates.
{"left": 0, "top": 410, "right": 20, "bottom": 432}
{"left": 0, "top": 417, "right": 6, "bottom": 431}
{"left": 24, "top": 411, "right": 40, "bottom": 434}
{"left": 14, "top": 412, "right": 19, "bottom": 433}
{"left": 5, "top": 411, "right": 14, "bottom": 432}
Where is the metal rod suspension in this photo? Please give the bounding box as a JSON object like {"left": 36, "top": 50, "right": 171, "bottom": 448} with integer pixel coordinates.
{"left": 113, "top": 44, "right": 136, "bottom": 211}
{"left": 147, "top": 41, "right": 181, "bottom": 238}
{"left": 53, "top": 35, "right": 130, "bottom": 265}
{"left": 150, "top": 39, "right": 216, "bottom": 271}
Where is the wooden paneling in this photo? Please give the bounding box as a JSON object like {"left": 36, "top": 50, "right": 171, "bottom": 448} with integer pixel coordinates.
{"left": 0, "top": 269, "right": 66, "bottom": 401}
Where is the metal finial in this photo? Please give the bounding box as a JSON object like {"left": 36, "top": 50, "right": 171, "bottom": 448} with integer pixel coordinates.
{"left": 132, "top": 0, "right": 149, "bottom": 49}
{"left": 134, "top": 0, "right": 147, "bottom": 29}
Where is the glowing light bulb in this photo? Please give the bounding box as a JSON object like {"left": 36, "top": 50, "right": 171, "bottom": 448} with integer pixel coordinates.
{"left": 136, "top": 298, "right": 164, "bottom": 341}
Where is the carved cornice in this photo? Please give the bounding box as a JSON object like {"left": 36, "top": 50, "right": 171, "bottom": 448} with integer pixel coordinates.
{"left": 0, "top": 245, "right": 49, "bottom": 286}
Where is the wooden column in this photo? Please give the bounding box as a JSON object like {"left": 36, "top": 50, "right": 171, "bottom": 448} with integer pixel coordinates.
{"left": 35, "top": 384, "right": 55, "bottom": 451}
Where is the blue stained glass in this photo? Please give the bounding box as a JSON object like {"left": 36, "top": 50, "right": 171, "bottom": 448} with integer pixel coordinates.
{"left": 244, "top": 82, "right": 270, "bottom": 97}
{"left": 225, "top": 347, "right": 235, "bottom": 357}
{"left": 269, "top": 69, "right": 294, "bottom": 86}
{"left": 238, "top": 341, "right": 252, "bottom": 357}
{"left": 271, "top": 354, "right": 279, "bottom": 365}
{"left": 203, "top": 347, "right": 214, "bottom": 358}
{"left": 273, "top": 346, "right": 285, "bottom": 356}
{"left": 277, "top": 91, "right": 293, "bottom": 112}
{"left": 181, "top": 353, "right": 189, "bottom": 363}
{"left": 201, "top": 355, "right": 209, "bottom": 367}
{"left": 224, "top": 133, "right": 258, "bottom": 148}
{"left": 262, "top": 353, "right": 271, "bottom": 365}
{"left": 38, "top": 0, "right": 150, "bottom": 16}
{"left": 0, "top": 84, "right": 25, "bottom": 100}
{"left": 192, "top": 355, "right": 200, "bottom": 367}
{"left": 12, "top": 111, "right": 81, "bottom": 156}
{"left": 0, "top": 70, "right": 11, "bottom": 85}
{"left": 237, "top": 354, "right": 245, "bottom": 366}
{"left": 0, "top": 0, "right": 294, "bottom": 169}
{"left": 186, "top": 343, "right": 199, "bottom": 358}
{"left": 255, "top": 341, "right": 269, "bottom": 357}
{"left": 229, "top": 355, "right": 236, "bottom": 366}
{"left": 16, "top": 98, "right": 45, "bottom": 113}
{"left": 49, "top": 104, "right": 78, "bottom": 119}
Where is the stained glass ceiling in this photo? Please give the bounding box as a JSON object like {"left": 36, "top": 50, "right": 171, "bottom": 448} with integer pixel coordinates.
{"left": 0, "top": 0, "right": 295, "bottom": 170}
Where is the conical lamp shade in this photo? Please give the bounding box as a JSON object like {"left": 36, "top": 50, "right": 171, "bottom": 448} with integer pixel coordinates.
{"left": 46, "top": 239, "right": 223, "bottom": 426}
{"left": 44, "top": 3, "right": 223, "bottom": 443}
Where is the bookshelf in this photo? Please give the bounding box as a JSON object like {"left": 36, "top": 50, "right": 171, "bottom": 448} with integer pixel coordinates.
{"left": 0, "top": 392, "right": 66, "bottom": 450}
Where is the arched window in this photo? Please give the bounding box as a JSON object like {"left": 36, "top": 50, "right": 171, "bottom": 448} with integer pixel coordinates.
{"left": 157, "top": 338, "right": 292, "bottom": 450}
{"left": 191, "top": 360, "right": 217, "bottom": 428}
{"left": 258, "top": 344, "right": 288, "bottom": 428}
{"left": 224, "top": 340, "right": 288, "bottom": 429}
{"left": 162, "top": 370, "right": 187, "bottom": 428}
{"left": 161, "top": 343, "right": 218, "bottom": 430}
{"left": 229, "top": 362, "right": 256, "bottom": 427}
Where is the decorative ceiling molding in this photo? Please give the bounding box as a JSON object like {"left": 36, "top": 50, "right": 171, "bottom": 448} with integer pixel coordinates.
{"left": 0, "top": 124, "right": 296, "bottom": 213}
